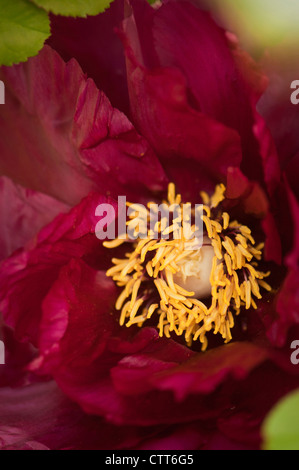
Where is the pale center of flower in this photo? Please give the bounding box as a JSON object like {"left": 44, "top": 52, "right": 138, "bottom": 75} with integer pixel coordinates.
{"left": 173, "top": 236, "right": 215, "bottom": 299}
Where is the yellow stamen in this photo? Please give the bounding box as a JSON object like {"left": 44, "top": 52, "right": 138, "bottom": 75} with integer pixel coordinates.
{"left": 104, "top": 183, "right": 272, "bottom": 351}
{"left": 222, "top": 212, "right": 230, "bottom": 230}
{"left": 103, "top": 238, "right": 127, "bottom": 248}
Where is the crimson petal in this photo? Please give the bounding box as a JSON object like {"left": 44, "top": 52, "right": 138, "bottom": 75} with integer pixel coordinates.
{"left": 258, "top": 47, "right": 299, "bottom": 200}
{"left": 0, "top": 45, "right": 167, "bottom": 206}
{"left": 123, "top": 0, "right": 272, "bottom": 192}
{"left": 121, "top": 15, "right": 242, "bottom": 199}
{"left": 0, "top": 177, "right": 69, "bottom": 262}
{"left": 0, "top": 193, "right": 117, "bottom": 344}
{"left": 0, "top": 381, "right": 163, "bottom": 450}
{"left": 48, "top": 0, "right": 129, "bottom": 116}
{"left": 267, "top": 184, "right": 299, "bottom": 346}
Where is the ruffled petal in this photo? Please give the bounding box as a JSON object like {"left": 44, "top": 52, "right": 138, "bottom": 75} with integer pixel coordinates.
{"left": 138, "top": 342, "right": 269, "bottom": 402}
{"left": 34, "top": 260, "right": 118, "bottom": 373}
{"left": 0, "top": 320, "right": 36, "bottom": 388}
{"left": 0, "top": 45, "right": 167, "bottom": 206}
{"left": 0, "top": 193, "right": 117, "bottom": 344}
{"left": 48, "top": 0, "right": 129, "bottom": 116}
{"left": 121, "top": 10, "right": 242, "bottom": 200}
{"left": 122, "top": 0, "right": 273, "bottom": 192}
{"left": 226, "top": 167, "right": 282, "bottom": 264}
{"left": 0, "top": 177, "right": 69, "bottom": 262}
{"left": 0, "top": 381, "right": 162, "bottom": 450}
{"left": 267, "top": 184, "right": 299, "bottom": 346}
{"left": 258, "top": 46, "right": 299, "bottom": 200}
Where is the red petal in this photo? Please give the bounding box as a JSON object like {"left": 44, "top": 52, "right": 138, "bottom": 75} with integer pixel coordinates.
{"left": 258, "top": 46, "right": 299, "bottom": 200}
{"left": 48, "top": 0, "right": 129, "bottom": 115}
{"left": 124, "top": 0, "right": 270, "bottom": 187}
{"left": 0, "top": 45, "right": 167, "bottom": 206}
{"left": 0, "top": 177, "right": 69, "bottom": 262}
{"left": 148, "top": 342, "right": 269, "bottom": 402}
{"left": 35, "top": 260, "right": 117, "bottom": 373}
{"left": 122, "top": 47, "right": 242, "bottom": 200}
{"left": 0, "top": 193, "right": 117, "bottom": 344}
{"left": 267, "top": 184, "right": 299, "bottom": 345}
{"left": 0, "top": 381, "right": 158, "bottom": 450}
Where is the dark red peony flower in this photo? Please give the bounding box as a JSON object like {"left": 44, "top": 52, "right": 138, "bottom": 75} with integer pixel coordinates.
{"left": 0, "top": 0, "right": 298, "bottom": 450}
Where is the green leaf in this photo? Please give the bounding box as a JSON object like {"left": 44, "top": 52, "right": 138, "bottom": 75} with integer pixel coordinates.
{"left": 0, "top": 0, "right": 50, "bottom": 66}
{"left": 30, "top": 0, "right": 113, "bottom": 17}
{"left": 262, "top": 389, "right": 299, "bottom": 450}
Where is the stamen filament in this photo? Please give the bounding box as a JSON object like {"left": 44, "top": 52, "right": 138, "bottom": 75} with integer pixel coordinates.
{"left": 104, "top": 183, "right": 272, "bottom": 351}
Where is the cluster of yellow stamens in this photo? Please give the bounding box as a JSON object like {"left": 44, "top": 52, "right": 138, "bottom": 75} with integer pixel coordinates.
{"left": 103, "top": 184, "right": 271, "bottom": 351}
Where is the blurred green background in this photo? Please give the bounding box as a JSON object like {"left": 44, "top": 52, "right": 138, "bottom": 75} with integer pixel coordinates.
{"left": 225, "top": 0, "right": 299, "bottom": 46}
{"left": 201, "top": 0, "right": 299, "bottom": 56}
